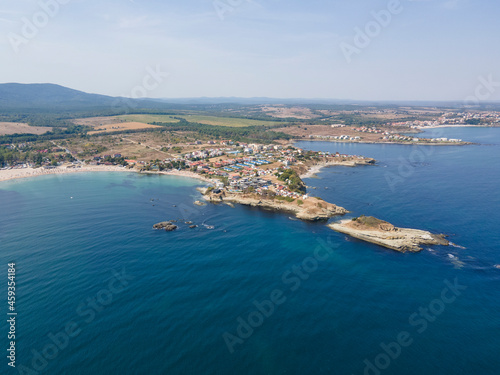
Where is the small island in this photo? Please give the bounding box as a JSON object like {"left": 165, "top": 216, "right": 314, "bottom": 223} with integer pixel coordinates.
{"left": 328, "top": 216, "right": 449, "bottom": 253}
{"left": 153, "top": 221, "right": 178, "bottom": 231}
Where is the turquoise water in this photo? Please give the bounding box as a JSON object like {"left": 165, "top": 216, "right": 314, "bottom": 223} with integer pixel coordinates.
{"left": 0, "top": 127, "right": 499, "bottom": 375}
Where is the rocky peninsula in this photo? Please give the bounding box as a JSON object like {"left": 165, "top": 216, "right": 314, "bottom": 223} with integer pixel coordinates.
{"left": 328, "top": 216, "right": 449, "bottom": 253}
{"left": 203, "top": 189, "right": 347, "bottom": 221}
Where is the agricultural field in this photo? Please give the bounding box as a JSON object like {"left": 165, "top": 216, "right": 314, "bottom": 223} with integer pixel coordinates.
{"left": 73, "top": 115, "right": 179, "bottom": 127}
{"left": 175, "top": 114, "right": 280, "bottom": 127}
{"left": 261, "top": 106, "right": 321, "bottom": 119}
{"left": 87, "top": 122, "right": 162, "bottom": 135}
{"left": 74, "top": 114, "right": 279, "bottom": 128}
{"left": 115, "top": 114, "right": 180, "bottom": 124}
{"left": 115, "top": 114, "right": 281, "bottom": 127}
{"left": 0, "top": 122, "right": 52, "bottom": 135}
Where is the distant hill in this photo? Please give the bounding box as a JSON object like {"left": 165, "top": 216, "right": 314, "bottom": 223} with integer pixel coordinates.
{"left": 0, "top": 83, "right": 167, "bottom": 111}
{"left": 0, "top": 83, "right": 117, "bottom": 109}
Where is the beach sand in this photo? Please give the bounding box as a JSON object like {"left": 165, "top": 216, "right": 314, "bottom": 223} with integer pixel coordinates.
{"left": 0, "top": 165, "right": 213, "bottom": 184}
{"left": 299, "top": 160, "right": 367, "bottom": 179}
{"left": 300, "top": 164, "right": 324, "bottom": 179}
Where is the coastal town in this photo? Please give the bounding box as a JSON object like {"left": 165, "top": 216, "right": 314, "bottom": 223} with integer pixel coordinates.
{"left": 0, "top": 139, "right": 373, "bottom": 205}
{"left": 307, "top": 127, "right": 465, "bottom": 144}
{"left": 1, "top": 105, "right": 495, "bottom": 252}
{"left": 387, "top": 110, "right": 500, "bottom": 128}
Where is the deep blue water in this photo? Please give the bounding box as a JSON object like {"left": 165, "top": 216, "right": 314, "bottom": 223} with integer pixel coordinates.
{"left": 0, "top": 127, "right": 499, "bottom": 375}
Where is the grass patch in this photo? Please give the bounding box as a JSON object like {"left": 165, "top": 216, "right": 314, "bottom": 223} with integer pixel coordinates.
{"left": 276, "top": 196, "right": 295, "bottom": 203}
{"left": 118, "top": 114, "right": 280, "bottom": 127}
{"left": 178, "top": 115, "right": 280, "bottom": 127}
{"left": 116, "top": 114, "right": 180, "bottom": 124}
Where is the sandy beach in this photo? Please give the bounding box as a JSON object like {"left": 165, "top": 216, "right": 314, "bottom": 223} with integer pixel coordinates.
{"left": 300, "top": 164, "right": 324, "bottom": 179}
{"left": 299, "top": 160, "right": 373, "bottom": 179}
{"left": 0, "top": 165, "right": 214, "bottom": 184}
{"left": 137, "top": 169, "right": 214, "bottom": 184}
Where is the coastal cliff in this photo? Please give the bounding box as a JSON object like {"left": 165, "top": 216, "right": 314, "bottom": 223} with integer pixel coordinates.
{"left": 203, "top": 190, "right": 347, "bottom": 221}
{"left": 328, "top": 216, "right": 449, "bottom": 252}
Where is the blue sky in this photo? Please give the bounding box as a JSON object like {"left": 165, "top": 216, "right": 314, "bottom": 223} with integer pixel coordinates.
{"left": 1, "top": 0, "right": 499, "bottom": 101}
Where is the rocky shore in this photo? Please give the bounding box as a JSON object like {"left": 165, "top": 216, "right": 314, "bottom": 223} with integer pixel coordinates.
{"left": 328, "top": 216, "right": 449, "bottom": 253}
{"left": 203, "top": 190, "right": 347, "bottom": 221}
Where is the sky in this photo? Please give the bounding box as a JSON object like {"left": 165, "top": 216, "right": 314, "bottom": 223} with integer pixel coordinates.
{"left": 1, "top": 0, "right": 500, "bottom": 101}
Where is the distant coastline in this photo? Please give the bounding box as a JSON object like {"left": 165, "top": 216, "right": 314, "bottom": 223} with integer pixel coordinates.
{"left": 295, "top": 138, "right": 472, "bottom": 146}
{"left": 417, "top": 124, "right": 500, "bottom": 129}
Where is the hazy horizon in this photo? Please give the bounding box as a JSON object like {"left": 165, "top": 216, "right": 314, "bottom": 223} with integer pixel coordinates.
{"left": 5, "top": 81, "right": 500, "bottom": 105}
{"left": 2, "top": 0, "right": 500, "bottom": 102}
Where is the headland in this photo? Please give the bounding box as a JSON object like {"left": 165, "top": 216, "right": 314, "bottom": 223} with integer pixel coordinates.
{"left": 328, "top": 216, "right": 449, "bottom": 253}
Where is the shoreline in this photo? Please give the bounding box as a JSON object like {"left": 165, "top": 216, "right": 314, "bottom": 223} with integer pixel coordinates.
{"left": 417, "top": 124, "right": 500, "bottom": 129}
{"left": 203, "top": 190, "right": 347, "bottom": 221}
{"left": 328, "top": 218, "right": 449, "bottom": 253}
{"left": 0, "top": 165, "right": 213, "bottom": 184}
{"left": 299, "top": 159, "right": 375, "bottom": 179}
{"left": 1, "top": 161, "right": 456, "bottom": 253}
{"left": 295, "top": 138, "right": 471, "bottom": 146}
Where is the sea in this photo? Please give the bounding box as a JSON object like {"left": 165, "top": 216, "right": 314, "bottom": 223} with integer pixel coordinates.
{"left": 0, "top": 127, "right": 499, "bottom": 375}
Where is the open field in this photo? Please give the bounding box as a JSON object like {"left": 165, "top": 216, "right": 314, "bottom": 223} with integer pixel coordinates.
{"left": 123, "top": 114, "right": 281, "bottom": 127}
{"left": 65, "top": 131, "right": 213, "bottom": 162}
{"left": 116, "top": 114, "right": 180, "bottom": 124}
{"left": 74, "top": 114, "right": 280, "bottom": 128}
{"left": 176, "top": 114, "right": 280, "bottom": 127}
{"left": 0, "top": 122, "right": 52, "bottom": 135}
{"left": 73, "top": 115, "right": 179, "bottom": 127}
{"left": 261, "top": 106, "right": 321, "bottom": 119}
{"left": 87, "top": 122, "right": 162, "bottom": 135}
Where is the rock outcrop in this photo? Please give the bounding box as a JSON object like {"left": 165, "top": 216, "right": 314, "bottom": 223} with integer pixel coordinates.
{"left": 153, "top": 221, "right": 178, "bottom": 231}
{"left": 328, "top": 217, "right": 449, "bottom": 252}
{"left": 204, "top": 191, "right": 347, "bottom": 221}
